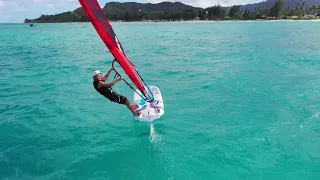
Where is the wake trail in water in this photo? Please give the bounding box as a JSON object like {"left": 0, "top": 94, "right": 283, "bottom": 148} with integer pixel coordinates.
{"left": 150, "top": 123, "right": 156, "bottom": 141}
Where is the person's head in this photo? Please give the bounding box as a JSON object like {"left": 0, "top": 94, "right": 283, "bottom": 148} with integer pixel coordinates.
{"left": 92, "top": 70, "right": 102, "bottom": 81}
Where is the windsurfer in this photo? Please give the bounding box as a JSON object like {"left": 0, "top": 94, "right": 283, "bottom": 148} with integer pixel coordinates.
{"left": 92, "top": 67, "right": 139, "bottom": 116}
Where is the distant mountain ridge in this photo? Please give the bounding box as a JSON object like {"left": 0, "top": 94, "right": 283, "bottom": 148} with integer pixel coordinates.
{"left": 103, "top": 2, "right": 201, "bottom": 12}
{"left": 238, "top": 0, "right": 320, "bottom": 11}
{"left": 25, "top": 1, "right": 202, "bottom": 23}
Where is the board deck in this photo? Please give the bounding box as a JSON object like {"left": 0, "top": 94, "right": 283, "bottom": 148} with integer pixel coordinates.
{"left": 133, "top": 86, "right": 164, "bottom": 122}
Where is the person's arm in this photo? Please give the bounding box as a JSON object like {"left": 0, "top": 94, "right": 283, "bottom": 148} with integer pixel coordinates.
{"left": 101, "top": 66, "right": 115, "bottom": 81}
{"left": 98, "top": 77, "right": 123, "bottom": 88}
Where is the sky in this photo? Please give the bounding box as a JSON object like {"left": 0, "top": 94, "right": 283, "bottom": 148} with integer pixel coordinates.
{"left": 0, "top": 0, "right": 265, "bottom": 23}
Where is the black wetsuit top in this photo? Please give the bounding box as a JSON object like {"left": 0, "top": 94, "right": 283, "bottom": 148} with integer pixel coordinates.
{"left": 93, "top": 80, "right": 113, "bottom": 98}
{"left": 93, "top": 80, "right": 127, "bottom": 104}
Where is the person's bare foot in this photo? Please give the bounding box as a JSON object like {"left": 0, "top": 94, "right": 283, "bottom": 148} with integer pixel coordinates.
{"left": 133, "top": 111, "right": 139, "bottom": 116}
{"left": 130, "top": 104, "right": 139, "bottom": 111}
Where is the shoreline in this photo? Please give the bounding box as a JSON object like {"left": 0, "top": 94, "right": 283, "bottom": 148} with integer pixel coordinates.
{"left": 22, "top": 18, "right": 320, "bottom": 24}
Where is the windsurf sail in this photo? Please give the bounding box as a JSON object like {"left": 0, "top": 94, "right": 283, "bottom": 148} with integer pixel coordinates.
{"left": 78, "top": 0, "right": 152, "bottom": 102}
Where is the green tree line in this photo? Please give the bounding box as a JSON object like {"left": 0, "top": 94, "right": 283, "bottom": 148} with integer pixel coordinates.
{"left": 25, "top": 0, "right": 320, "bottom": 23}
{"left": 225, "top": 0, "right": 320, "bottom": 20}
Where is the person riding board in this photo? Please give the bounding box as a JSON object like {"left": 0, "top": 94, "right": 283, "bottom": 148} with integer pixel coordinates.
{"left": 92, "top": 66, "right": 139, "bottom": 116}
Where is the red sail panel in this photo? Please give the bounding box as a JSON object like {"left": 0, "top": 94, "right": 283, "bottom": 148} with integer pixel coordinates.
{"left": 78, "top": 0, "right": 148, "bottom": 97}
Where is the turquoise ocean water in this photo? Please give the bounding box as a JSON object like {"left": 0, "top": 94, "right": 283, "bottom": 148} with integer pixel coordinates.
{"left": 1, "top": 21, "right": 320, "bottom": 179}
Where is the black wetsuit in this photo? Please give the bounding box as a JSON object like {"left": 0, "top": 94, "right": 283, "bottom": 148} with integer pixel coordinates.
{"left": 93, "top": 80, "right": 127, "bottom": 104}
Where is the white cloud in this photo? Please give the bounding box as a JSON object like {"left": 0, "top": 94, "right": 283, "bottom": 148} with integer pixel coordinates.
{"left": 0, "top": 0, "right": 85, "bottom": 22}
{"left": 12, "top": 2, "right": 18, "bottom": 6}
{"left": 45, "top": 3, "right": 54, "bottom": 8}
{"left": 0, "top": 1, "right": 5, "bottom": 8}
{"left": 32, "top": 0, "right": 44, "bottom": 4}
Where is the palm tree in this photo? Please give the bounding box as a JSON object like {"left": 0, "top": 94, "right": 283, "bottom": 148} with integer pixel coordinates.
{"left": 285, "top": 7, "right": 290, "bottom": 15}
{"left": 306, "top": 6, "right": 310, "bottom": 14}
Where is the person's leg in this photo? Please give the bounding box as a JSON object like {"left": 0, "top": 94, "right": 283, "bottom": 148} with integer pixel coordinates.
{"left": 110, "top": 91, "right": 139, "bottom": 116}
{"left": 124, "top": 99, "right": 139, "bottom": 116}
